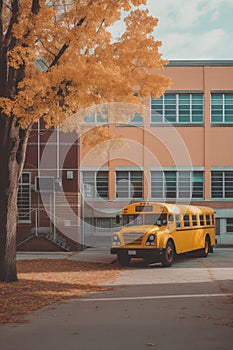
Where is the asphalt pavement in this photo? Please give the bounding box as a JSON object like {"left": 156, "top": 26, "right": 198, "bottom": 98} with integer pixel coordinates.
{"left": 4, "top": 247, "right": 232, "bottom": 350}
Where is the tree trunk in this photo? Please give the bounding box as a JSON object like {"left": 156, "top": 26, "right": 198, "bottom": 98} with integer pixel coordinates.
{"left": 0, "top": 114, "right": 29, "bottom": 282}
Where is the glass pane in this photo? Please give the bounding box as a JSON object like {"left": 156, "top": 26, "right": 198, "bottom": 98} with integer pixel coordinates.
{"left": 151, "top": 172, "right": 163, "bottom": 198}
{"left": 83, "top": 171, "right": 94, "bottom": 184}
{"left": 225, "top": 106, "right": 233, "bottom": 122}
{"left": 206, "top": 214, "right": 211, "bottom": 225}
{"left": 211, "top": 171, "right": 223, "bottom": 198}
{"left": 178, "top": 171, "right": 191, "bottom": 198}
{"left": 131, "top": 113, "right": 143, "bottom": 124}
{"left": 224, "top": 94, "right": 233, "bottom": 104}
{"left": 17, "top": 173, "right": 30, "bottom": 221}
{"left": 116, "top": 172, "right": 129, "bottom": 198}
{"left": 165, "top": 171, "right": 176, "bottom": 198}
{"left": 192, "top": 94, "right": 203, "bottom": 122}
{"left": 211, "top": 94, "right": 223, "bottom": 104}
{"left": 192, "top": 172, "right": 204, "bottom": 198}
{"left": 96, "top": 218, "right": 111, "bottom": 228}
{"left": 225, "top": 171, "right": 233, "bottom": 198}
{"left": 96, "top": 113, "right": 108, "bottom": 123}
{"left": 183, "top": 214, "right": 190, "bottom": 227}
{"left": 96, "top": 171, "right": 108, "bottom": 198}
{"left": 165, "top": 94, "right": 176, "bottom": 123}
{"left": 151, "top": 97, "right": 163, "bottom": 123}
{"left": 200, "top": 214, "right": 205, "bottom": 226}
{"left": 179, "top": 100, "right": 190, "bottom": 122}
{"left": 192, "top": 215, "right": 197, "bottom": 226}
{"left": 84, "top": 114, "right": 95, "bottom": 123}
{"left": 227, "top": 218, "right": 233, "bottom": 233}
{"left": 130, "top": 172, "right": 143, "bottom": 198}
{"left": 211, "top": 94, "right": 223, "bottom": 123}
{"left": 151, "top": 110, "right": 163, "bottom": 123}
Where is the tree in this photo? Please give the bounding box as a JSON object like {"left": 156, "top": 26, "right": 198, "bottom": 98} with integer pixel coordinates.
{"left": 0, "top": 0, "right": 170, "bottom": 282}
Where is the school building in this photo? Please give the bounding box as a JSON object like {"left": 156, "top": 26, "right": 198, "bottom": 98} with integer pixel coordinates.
{"left": 17, "top": 60, "right": 233, "bottom": 251}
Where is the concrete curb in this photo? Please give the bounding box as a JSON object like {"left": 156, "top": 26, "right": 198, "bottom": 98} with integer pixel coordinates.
{"left": 17, "top": 248, "right": 117, "bottom": 264}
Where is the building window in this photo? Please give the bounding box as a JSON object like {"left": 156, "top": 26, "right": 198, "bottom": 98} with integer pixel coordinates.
{"left": 151, "top": 171, "right": 204, "bottom": 199}
{"left": 82, "top": 171, "right": 108, "bottom": 199}
{"left": 211, "top": 171, "right": 233, "bottom": 198}
{"left": 211, "top": 93, "right": 233, "bottom": 124}
{"left": 129, "top": 113, "right": 143, "bottom": 125}
{"left": 151, "top": 93, "right": 203, "bottom": 124}
{"left": 226, "top": 218, "right": 233, "bottom": 234}
{"left": 95, "top": 217, "right": 121, "bottom": 231}
{"left": 18, "top": 173, "right": 31, "bottom": 222}
{"left": 215, "top": 218, "right": 220, "bottom": 235}
{"left": 84, "top": 111, "right": 108, "bottom": 124}
{"left": 116, "top": 171, "right": 143, "bottom": 199}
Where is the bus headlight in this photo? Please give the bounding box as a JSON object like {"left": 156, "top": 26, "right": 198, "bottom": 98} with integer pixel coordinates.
{"left": 112, "top": 234, "right": 121, "bottom": 246}
{"left": 146, "top": 234, "right": 156, "bottom": 246}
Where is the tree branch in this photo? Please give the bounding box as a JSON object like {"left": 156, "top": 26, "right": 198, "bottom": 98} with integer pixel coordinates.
{"left": 37, "top": 38, "right": 57, "bottom": 58}
{"left": 96, "top": 18, "right": 105, "bottom": 34}
{"left": 31, "top": 0, "right": 40, "bottom": 15}
{"left": 4, "top": 0, "right": 20, "bottom": 48}
{"left": 48, "top": 16, "right": 86, "bottom": 69}
{"left": 0, "top": 0, "right": 3, "bottom": 39}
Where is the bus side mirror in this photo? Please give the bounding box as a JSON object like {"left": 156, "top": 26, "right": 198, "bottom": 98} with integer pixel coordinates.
{"left": 116, "top": 215, "right": 121, "bottom": 224}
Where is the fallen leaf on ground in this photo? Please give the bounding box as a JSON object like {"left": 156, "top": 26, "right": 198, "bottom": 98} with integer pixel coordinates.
{"left": 0, "top": 259, "right": 122, "bottom": 324}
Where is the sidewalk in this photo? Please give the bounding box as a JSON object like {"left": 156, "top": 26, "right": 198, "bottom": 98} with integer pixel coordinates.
{"left": 16, "top": 247, "right": 117, "bottom": 264}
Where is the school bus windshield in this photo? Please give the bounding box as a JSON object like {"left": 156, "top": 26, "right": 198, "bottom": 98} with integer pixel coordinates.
{"left": 123, "top": 213, "right": 167, "bottom": 227}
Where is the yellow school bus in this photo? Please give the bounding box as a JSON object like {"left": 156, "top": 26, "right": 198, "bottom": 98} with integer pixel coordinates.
{"left": 111, "top": 202, "right": 216, "bottom": 267}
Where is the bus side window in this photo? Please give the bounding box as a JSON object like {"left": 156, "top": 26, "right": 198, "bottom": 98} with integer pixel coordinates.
{"left": 168, "top": 214, "right": 174, "bottom": 223}
{"left": 211, "top": 215, "right": 215, "bottom": 225}
{"left": 184, "top": 214, "right": 190, "bottom": 227}
{"left": 176, "top": 214, "right": 181, "bottom": 227}
{"left": 192, "top": 215, "right": 197, "bottom": 226}
{"left": 206, "top": 214, "right": 211, "bottom": 225}
{"left": 200, "top": 214, "right": 205, "bottom": 226}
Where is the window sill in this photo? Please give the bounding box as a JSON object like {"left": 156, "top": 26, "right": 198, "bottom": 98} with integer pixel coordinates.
{"left": 211, "top": 123, "right": 233, "bottom": 127}
{"left": 150, "top": 123, "right": 204, "bottom": 127}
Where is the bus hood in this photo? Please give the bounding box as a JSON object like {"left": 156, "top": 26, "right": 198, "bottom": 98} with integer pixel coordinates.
{"left": 120, "top": 226, "right": 161, "bottom": 234}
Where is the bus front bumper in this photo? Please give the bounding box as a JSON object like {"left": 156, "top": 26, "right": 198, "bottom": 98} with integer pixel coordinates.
{"left": 111, "top": 247, "right": 164, "bottom": 260}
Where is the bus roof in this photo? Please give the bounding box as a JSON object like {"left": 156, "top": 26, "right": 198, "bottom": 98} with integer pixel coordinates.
{"left": 123, "top": 202, "right": 215, "bottom": 215}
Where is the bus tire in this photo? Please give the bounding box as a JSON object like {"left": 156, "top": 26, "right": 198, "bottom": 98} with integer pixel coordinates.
{"left": 118, "top": 253, "right": 131, "bottom": 266}
{"left": 200, "top": 236, "right": 210, "bottom": 258}
{"left": 161, "top": 241, "right": 175, "bottom": 267}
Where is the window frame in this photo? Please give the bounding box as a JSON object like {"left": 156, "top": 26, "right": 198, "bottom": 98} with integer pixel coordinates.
{"left": 83, "top": 111, "right": 108, "bottom": 124}
{"left": 211, "top": 92, "right": 233, "bottom": 124}
{"left": 150, "top": 170, "right": 204, "bottom": 200}
{"left": 116, "top": 170, "right": 143, "bottom": 199}
{"left": 211, "top": 170, "right": 233, "bottom": 199}
{"left": 226, "top": 218, "right": 233, "bottom": 234}
{"left": 82, "top": 170, "right": 109, "bottom": 199}
{"left": 18, "top": 172, "right": 31, "bottom": 223}
{"left": 151, "top": 93, "right": 204, "bottom": 125}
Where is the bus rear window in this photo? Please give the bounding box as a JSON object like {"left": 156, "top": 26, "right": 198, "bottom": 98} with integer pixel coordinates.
{"left": 206, "top": 214, "right": 211, "bottom": 225}
{"left": 211, "top": 215, "right": 215, "bottom": 225}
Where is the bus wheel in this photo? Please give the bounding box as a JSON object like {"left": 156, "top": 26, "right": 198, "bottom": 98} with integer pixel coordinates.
{"left": 161, "top": 241, "right": 175, "bottom": 267}
{"left": 118, "top": 253, "right": 131, "bottom": 266}
{"left": 200, "top": 236, "right": 210, "bottom": 258}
